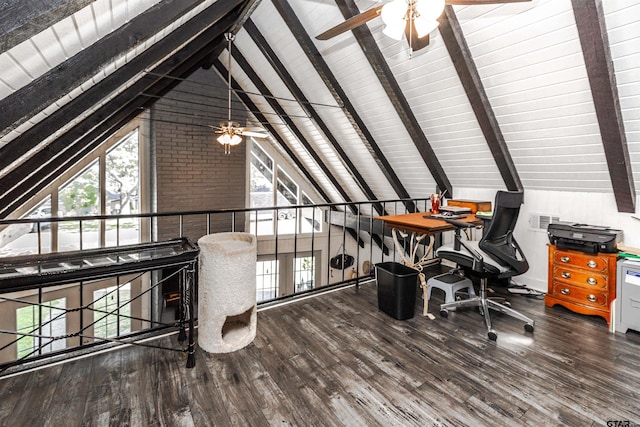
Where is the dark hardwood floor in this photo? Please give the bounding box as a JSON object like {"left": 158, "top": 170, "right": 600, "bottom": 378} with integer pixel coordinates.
{"left": 1, "top": 272, "right": 639, "bottom": 426}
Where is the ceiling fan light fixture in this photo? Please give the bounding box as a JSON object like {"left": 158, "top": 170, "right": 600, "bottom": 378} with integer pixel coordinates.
{"left": 383, "top": 22, "right": 406, "bottom": 40}
{"left": 381, "top": 0, "right": 408, "bottom": 26}
{"left": 414, "top": 16, "right": 438, "bottom": 38}
{"left": 217, "top": 132, "right": 242, "bottom": 146}
{"left": 414, "top": 0, "right": 445, "bottom": 23}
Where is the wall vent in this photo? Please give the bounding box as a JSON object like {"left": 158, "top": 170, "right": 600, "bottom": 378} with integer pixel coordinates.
{"left": 529, "top": 214, "right": 559, "bottom": 232}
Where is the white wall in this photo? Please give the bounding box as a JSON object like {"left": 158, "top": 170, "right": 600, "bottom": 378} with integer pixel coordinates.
{"left": 452, "top": 187, "right": 640, "bottom": 292}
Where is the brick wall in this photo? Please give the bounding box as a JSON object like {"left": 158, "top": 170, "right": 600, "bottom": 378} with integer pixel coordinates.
{"left": 151, "top": 68, "right": 248, "bottom": 241}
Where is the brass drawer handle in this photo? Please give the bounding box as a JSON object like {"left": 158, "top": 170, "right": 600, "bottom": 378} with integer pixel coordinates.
{"left": 587, "top": 277, "right": 598, "bottom": 285}
{"left": 587, "top": 260, "right": 597, "bottom": 268}
{"left": 587, "top": 294, "right": 597, "bottom": 302}
{"left": 560, "top": 256, "right": 570, "bottom": 263}
{"left": 560, "top": 288, "right": 570, "bottom": 295}
{"left": 561, "top": 272, "right": 571, "bottom": 279}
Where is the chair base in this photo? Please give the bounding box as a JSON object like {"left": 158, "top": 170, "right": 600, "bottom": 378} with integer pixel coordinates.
{"left": 440, "top": 277, "right": 535, "bottom": 340}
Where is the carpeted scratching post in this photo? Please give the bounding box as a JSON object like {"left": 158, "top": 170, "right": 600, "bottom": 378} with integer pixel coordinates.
{"left": 197, "top": 232, "right": 257, "bottom": 353}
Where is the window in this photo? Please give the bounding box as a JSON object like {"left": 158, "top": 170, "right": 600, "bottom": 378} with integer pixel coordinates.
{"left": 301, "top": 192, "right": 322, "bottom": 233}
{"left": 256, "top": 260, "right": 279, "bottom": 302}
{"left": 3, "top": 196, "right": 54, "bottom": 256}
{"left": 294, "top": 256, "right": 315, "bottom": 292}
{"left": 16, "top": 298, "right": 66, "bottom": 358}
{"left": 93, "top": 283, "right": 132, "bottom": 339}
{"left": 249, "top": 142, "right": 321, "bottom": 235}
{"left": 58, "top": 160, "right": 100, "bottom": 250}
{"left": 105, "top": 131, "right": 140, "bottom": 246}
{"left": 276, "top": 167, "right": 298, "bottom": 234}
{"left": 250, "top": 143, "right": 275, "bottom": 236}
{"left": 0, "top": 129, "right": 142, "bottom": 257}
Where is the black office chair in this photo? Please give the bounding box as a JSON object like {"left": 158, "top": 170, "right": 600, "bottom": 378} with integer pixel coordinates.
{"left": 436, "top": 190, "right": 535, "bottom": 340}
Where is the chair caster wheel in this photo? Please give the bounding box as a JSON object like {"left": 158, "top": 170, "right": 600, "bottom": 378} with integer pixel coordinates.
{"left": 503, "top": 301, "right": 511, "bottom": 308}
{"left": 524, "top": 323, "right": 534, "bottom": 333}
{"left": 440, "top": 309, "right": 449, "bottom": 318}
{"left": 488, "top": 330, "right": 498, "bottom": 341}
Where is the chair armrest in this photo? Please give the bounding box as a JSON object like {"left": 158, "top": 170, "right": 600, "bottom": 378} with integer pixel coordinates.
{"left": 439, "top": 218, "right": 484, "bottom": 272}
{"left": 443, "top": 218, "right": 475, "bottom": 229}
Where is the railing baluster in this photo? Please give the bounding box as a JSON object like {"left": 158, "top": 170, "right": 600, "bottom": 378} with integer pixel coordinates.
{"left": 326, "top": 210, "right": 331, "bottom": 288}
{"left": 355, "top": 203, "right": 361, "bottom": 288}
{"left": 311, "top": 206, "right": 316, "bottom": 289}
{"left": 37, "top": 223, "right": 42, "bottom": 255}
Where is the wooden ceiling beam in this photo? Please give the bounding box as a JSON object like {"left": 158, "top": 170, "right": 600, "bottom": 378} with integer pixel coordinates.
{"left": 0, "top": 0, "right": 93, "bottom": 52}
{"left": 333, "top": 0, "right": 453, "bottom": 199}
{"left": 0, "top": 8, "right": 242, "bottom": 218}
{"left": 243, "top": 19, "right": 387, "bottom": 216}
{"left": 572, "top": 0, "right": 635, "bottom": 213}
{"left": 439, "top": 6, "right": 522, "bottom": 192}
{"left": 271, "top": 0, "right": 415, "bottom": 213}
{"left": 0, "top": 0, "right": 244, "bottom": 172}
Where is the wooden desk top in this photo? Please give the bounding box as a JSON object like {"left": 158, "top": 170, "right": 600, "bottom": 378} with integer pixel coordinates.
{"left": 377, "top": 212, "right": 481, "bottom": 234}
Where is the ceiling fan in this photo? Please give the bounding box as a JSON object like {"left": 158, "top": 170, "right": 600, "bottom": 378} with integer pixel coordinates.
{"left": 211, "top": 33, "right": 268, "bottom": 154}
{"left": 316, "top": 0, "right": 531, "bottom": 54}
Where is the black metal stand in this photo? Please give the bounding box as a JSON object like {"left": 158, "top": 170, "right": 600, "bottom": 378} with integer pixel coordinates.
{"left": 185, "top": 263, "right": 196, "bottom": 368}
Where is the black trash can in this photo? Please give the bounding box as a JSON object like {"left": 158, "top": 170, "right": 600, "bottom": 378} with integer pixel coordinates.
{"left": 375, "top": 262, "right": 418, "bottom": 320}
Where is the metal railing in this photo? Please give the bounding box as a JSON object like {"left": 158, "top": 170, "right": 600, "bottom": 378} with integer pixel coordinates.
{"left": 0, "top": 198, "right": 431, "bottom": 373}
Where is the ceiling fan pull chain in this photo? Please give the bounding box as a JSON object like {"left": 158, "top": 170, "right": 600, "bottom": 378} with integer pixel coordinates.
{"left": 409, "top": 8, "right": 413, "bottom": 59}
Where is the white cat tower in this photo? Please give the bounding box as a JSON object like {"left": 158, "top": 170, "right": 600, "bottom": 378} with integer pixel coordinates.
{"left": 197, "top": 232, "right": 257, "bottom": 353}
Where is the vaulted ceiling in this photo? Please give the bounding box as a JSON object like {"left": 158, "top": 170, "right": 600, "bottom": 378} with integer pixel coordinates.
{"left": 0, "top": 0, "right": 638, "bottom": 219}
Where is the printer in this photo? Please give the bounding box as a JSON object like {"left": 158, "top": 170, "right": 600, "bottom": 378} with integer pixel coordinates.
{"left": 547, "top": 222, "right": 623, "bottom": 254}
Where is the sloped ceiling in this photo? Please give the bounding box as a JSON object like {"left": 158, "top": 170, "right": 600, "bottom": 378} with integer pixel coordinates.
{"left": 0, "top": 0, "right": 638, "bottom": 219}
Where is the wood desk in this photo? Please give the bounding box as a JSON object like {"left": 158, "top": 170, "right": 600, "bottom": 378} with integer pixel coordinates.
{"left": 377, "top": 212, "right": 481, "bottom": 235}
{"left": 377, "top": 212, "right": 482, "bottom": 267}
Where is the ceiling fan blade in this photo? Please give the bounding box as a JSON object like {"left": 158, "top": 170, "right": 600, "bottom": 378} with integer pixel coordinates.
{"left": 241, "top": 131, "right": 268, "bottom": 138}
{"left": 316, "top": 5, "right": 383, "bottom": 40}
{"left": 404, "top": 20, "right": 430, "bottom": 52}
{"left": 445, "top": 0, "right": 531, "bottom": 4}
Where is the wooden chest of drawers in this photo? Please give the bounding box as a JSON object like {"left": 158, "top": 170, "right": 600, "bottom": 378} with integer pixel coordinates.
{"left": 545, "top": 244, "right": 617, "bottom": 325}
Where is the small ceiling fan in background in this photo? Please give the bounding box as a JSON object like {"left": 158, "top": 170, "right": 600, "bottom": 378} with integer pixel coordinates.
{"left": 316, "top": 0, "right": 531, "bottom": 54}
{"left": 211, "top": 33, "right": 268, "bottom": 154}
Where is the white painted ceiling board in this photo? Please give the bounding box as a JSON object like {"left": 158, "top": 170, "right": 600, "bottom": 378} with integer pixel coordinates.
{"left": 604, "top": 0, "right": 640, "bottom": 190}
{"left": 92, "top": 0, "right": 116, "bottom": 36}
{"left": 457, "top": 0, "right": 611, "bottom": 192}
{"left": 30, "top": 29, "right": 67, "bottom": 69}
{"left": 73, "top": 7, "right": 100, "bottom": 47}
{"left": 0, "top": 54, "right": 28, "bottom": 98}
{"left": 7, "top": 42, "right": 48, "bottom": 81}
{"left": 385, "top": 22, "right": 502, "bottom": 190}
{"left": 51, "top": 17, "right": 84, "bottom": 58}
